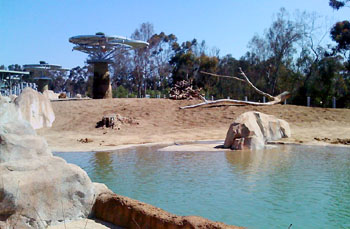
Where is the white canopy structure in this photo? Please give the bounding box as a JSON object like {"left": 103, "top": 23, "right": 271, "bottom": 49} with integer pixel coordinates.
{"left": 69, "top": 32, "right": 148, "bottom": 99}
{"left": 69, "top": 33, "right": 148, "bottom": 63}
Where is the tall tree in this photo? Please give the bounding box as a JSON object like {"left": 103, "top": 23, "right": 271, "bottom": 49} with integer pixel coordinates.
{"left": 148, "top": 32, "right": 177, "bottom": 91}
{"left": 111, "top": 46, "right": 132, "bottom": 89}
{"left": 131, "top": 22, "right": 154, "bottom": 97}
{"left": 247, "top": 8, "right": 304, "bottom": 95}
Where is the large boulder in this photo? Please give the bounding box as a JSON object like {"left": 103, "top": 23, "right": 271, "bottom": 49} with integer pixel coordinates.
{"left": 224, "top": 111, "right": 291, "bottom": 150}
{"left": 0, "top": 100, "right": 96, "bottom": 228}
{"left": 15, "top": 87, "right": 55, "bottom": 129}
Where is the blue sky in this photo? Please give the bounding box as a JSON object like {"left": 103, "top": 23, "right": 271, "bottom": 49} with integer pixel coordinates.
{"left": 1, "top": 0, "right": 349, "bottom": 69}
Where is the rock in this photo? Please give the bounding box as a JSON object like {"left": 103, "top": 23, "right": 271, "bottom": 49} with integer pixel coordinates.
{"left": 43, "top": 90, "right": 59, "bottom": 100}
{"left": 75, "top": 94, "right": 82, "bottom": 99}
{"left": 0, "top": 133, "right": 51, "bottom": 163}
{"left": 93, "top": 183, "right": 113, "bottom": 197}
{"left": 0, "top": 98, "right": 34, "bottom": 136}
{"left": 0, "top": 101, "right": 96, "bottom": 228}
{"left": 15, "top": 87, "right": 55, "bottom": 129}
{"left": 58, "top": 92, "right": 67, "bottom": 99}
{"left": 0, "top": 95, "right": 11, "bottom": 103}
{"left": 224, "top": 111, "right": 291, "bottom": 150}
{"left": 92, "top": 192, "right": 242, "bottom": 229}
{"left": 1, "top": 157, "right": 95, "bottom": 228}
{"left": 9, "top": 94, "right": 17, "bottom": 103}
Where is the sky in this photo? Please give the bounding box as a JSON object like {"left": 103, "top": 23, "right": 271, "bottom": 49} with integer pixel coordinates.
{"left": 1, "top": 0, "right": 349, "bottom": 69}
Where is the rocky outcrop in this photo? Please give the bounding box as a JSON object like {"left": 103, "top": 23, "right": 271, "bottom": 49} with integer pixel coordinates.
{"left": 0, "top": 100, "right": 96, "bottom": 228}
{"left": 43, "top": 90, "right": 59, "bottom": 100}
{"left": 224, "top": 111, "right": 291, "bottom": 150}
{"left": 0, "top": 95, "right": 11, "bottom": 103}
{"left": 93, "top": 192, "right": 243, "bottom": 229}
{"left": 15, "top": 87, "right": 55, "bottom": 129}
{"left": 9, "top": 94, "right": 17, "bottom": 103}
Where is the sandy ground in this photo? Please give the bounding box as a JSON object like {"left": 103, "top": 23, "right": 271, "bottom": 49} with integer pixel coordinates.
{"left": 37, "top": 98, "right": 350, "bottom": 152}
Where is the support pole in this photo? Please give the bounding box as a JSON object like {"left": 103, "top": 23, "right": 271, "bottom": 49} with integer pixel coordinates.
{"left": 93, "top": 62, "right": 112, "bottom": 99}
{"left": 37, "top": 79, "right": 49, "bottom": 93}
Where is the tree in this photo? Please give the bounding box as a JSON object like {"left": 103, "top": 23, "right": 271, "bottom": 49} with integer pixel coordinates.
{"left": 111, "top": 46, "right": 133, "bottom": 90}
{"left": 331, "top": 21, "right": 350, "bottom": 55}
{"left": 8, "top": 64, "right": 22, "bottom": 71}
{"left": 148, "top": 32, "right": 177, "bottom": 91}
{"left": 62, "top": 66, "right": 92, "bottom": 96}
{"left": 329, "top": 0, "right": 350, "bottom": 10}
{"left": 247, "top": 8, "right": 304, "bottom": 95}
{"left": 131, "top": 22, "right": 154, "bottom": 97}
{"left": 329, "top": 0, "right": 350, "bottom": 61}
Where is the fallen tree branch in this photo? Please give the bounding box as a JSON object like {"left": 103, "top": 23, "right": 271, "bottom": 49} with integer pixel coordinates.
{"left": 180, "top": 69, "right": 290, "bottom": 109}
{"left": 200, "top": 71, "right": 246, "bottom": 83}
{"left": 200, "top": 68, "right": 274, "bottom": 100}
{"left": 180, "top": 92, "right": 290, "bottom": 109}
{"left": 238, "top": 67, "right": 275, "bottom": 100}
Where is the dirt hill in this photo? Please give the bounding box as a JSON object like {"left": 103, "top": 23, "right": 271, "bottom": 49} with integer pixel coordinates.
{"left": 37, "top": 98, "right": 350, "bottom": 151}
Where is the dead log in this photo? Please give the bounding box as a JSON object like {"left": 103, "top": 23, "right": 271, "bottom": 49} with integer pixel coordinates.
{"left": 180, "top": 69, "right": 290, "bottom": 109}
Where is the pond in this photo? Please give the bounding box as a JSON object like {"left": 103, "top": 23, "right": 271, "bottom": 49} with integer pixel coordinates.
{"left": 54, "top": 143, "right": 350, "bottom": 228}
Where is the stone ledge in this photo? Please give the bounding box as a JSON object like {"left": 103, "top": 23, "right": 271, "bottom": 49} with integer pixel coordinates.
{"left": 92, "top": 192, "right": 244, "bottom": 229}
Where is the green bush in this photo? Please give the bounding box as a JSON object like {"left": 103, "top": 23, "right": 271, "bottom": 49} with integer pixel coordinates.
{"left": 112, "top": 85, "right": 128, "bottom": 98}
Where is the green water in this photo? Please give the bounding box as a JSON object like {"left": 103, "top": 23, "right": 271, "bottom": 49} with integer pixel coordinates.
{"left": 54, "top": 144, "right": 350, "bottom": 228}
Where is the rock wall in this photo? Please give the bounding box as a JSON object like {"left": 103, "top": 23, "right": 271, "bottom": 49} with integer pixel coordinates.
{"left": 0, "top": 99, "right": 95, "bottom": 228}
{"left": 224, "top": 111, "right": 291, "bottom": 150}
{"left": 15, "top": 87, "right": 55, "bottom": 129}
{"left": 92, "top": 192, "right": 243, "bottom": 229}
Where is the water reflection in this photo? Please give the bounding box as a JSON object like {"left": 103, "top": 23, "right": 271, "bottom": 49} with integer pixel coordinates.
{"left": 90, "top": 151, "right": 115, "bottom": 179}
{"left": 225, "top": 145, "right": 293, "bottom": 176}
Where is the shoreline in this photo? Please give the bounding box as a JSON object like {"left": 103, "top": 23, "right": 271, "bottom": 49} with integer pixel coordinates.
{"left": 50, "top": 138, "right": 350, "bottom": 153}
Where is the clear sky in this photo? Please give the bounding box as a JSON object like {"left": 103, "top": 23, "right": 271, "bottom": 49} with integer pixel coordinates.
{"left": 1, "top": 0, "right": 349, "bottom": 69}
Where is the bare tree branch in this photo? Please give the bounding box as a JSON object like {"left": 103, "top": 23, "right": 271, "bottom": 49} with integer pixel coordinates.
{"left": 238, "top": 67, "right": 275, "bottom": 100}
{"left": 180, "top": 69, "right": 291, "bottom": 109}
{"left": 200, "top": 71, "right": 246, "bottom": 83}
{"left": 180, "top": 91, "right": 290, "bottom": 109}
{"left": 201, "top": 69, "right": 274, "bottom": 100}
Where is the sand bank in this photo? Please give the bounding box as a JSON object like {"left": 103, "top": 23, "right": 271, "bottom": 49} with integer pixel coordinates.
{"left": 37, "top": 98, "right": 350, "bottom": 152}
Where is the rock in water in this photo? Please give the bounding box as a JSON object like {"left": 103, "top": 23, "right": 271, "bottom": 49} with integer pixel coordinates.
{"left": 0, "top": 99, "right": 95, "bottom": 228}
{"left": 224, "top": 111, "right": 291, "bottom": 150}
{"left": 15, "top": 87, "right": 55, "bottom": 129}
